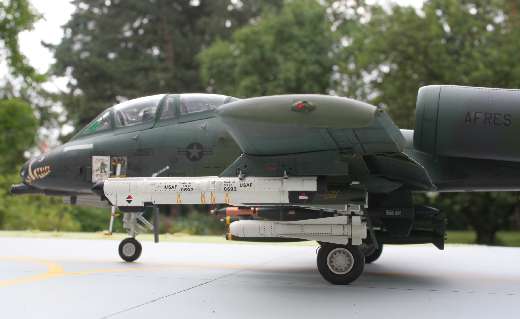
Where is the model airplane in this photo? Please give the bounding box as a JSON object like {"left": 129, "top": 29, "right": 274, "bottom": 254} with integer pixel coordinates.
{"left": 10, "top": 85, "right": 520, "bottom": 284}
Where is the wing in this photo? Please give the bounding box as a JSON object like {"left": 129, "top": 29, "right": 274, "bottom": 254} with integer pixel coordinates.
{"left": 217, "top": 95, "right": 434, "bottom": 192}
{"left": 217, "top": 95, "right": 404, "bottom": 155}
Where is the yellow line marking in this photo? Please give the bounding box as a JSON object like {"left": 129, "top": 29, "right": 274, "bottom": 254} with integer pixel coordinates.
{"left": 0, "top": 257, "right": 64, "bottom": 288}
{"left": 0, "top": 257, "right": 155, "bottom": 288}
{"left": 0, "top": 256, "right": 252, "bottom": 288}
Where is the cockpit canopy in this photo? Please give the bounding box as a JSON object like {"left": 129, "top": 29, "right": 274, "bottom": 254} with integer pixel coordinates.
{"left": 114, "top": 95, "right": 164, "bottom": 128}
{"left": 73, "top": 93, "right": 236, "bottom": 139}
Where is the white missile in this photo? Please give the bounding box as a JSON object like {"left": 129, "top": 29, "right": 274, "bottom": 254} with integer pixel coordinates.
{"left": 228, "top": 215, "right": 367, "bottom": 245}
{"left": 101, "top": 176, "right": 317, "bottom": 207}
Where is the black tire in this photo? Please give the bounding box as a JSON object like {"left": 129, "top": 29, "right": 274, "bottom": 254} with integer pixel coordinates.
{"left": 118, "top": 237, "right": 142, "bottom": 262}
{"left": 363, "top": 243, "right": 384, "bottom": 264}
{"left": 317, "top": 244, "right": 365, "bottom": 285}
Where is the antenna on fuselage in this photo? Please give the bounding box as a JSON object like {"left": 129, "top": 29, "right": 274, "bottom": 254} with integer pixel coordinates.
{"left": 152, "top": 165, "right": 170, "bottom": 177}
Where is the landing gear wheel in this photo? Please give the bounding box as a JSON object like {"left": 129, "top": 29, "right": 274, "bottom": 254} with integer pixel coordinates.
{"left": 362, "top": 243, "right": 384, "bottom": 264}
{"left": 317, "top": 244, "right": 365, "bottom": 285}
{"left": 118, "top": 237, "right": 142, "bottom": 262}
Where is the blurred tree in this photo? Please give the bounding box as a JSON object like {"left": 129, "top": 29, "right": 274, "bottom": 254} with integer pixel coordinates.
{"left": 0, "top": 1, "right": 75, "bottom": 231}
{"left": 0, "top": 1, "right": 59, "bottom": 142}
{"left": 0, "top": 0, "right": 44, "bottom": 83}
{"left": 68, "top": 205, "right": 121, "bottom": 232}
{"left": 0, "top": 174, "right": 82, "bottom": 231}
{"left": 0, "top": 99, "right": 37, "bottom": 174}
{"left": 199, "top": 0, "right": 334, "bottom": 96}
{"left": 335, "top": 0, "right": 520, "bottom": 244}
{"left": 0, "top": 99, "right": 74, "bottom": 232}
{"left": 51, "top": 0, "right": 282, "bottom": 131}
{"left": 431, "top": 192, "right": 519, "bottom": 244}
{"left": 0, "top": 98, "right": 80, "bottom": 231}
{"left": 337, "top": 0, "right": 520, "bottom": 128}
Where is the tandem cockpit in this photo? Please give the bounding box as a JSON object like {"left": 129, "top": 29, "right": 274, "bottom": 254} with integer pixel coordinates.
{"left": 72, "top": 93, "right": 238, "bottom": 139}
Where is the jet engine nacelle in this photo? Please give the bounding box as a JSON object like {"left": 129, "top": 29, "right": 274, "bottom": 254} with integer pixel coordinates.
{"left": 414, "top": 85, "right": 520, "bottom": 161}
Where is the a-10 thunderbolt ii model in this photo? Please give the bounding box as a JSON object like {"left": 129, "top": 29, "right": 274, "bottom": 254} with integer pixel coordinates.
{"left": 10, "top": 85, "right": 520, "bottom": 284}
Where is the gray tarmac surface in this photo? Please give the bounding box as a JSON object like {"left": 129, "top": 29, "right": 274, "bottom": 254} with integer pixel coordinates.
{"left": 0, "top": 237, "right": 519, "bottom": 319}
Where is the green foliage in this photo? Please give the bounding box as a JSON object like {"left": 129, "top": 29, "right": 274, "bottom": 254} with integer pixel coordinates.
{"left": 168, "top": 211, "right": 224, "bottom": 235}
{"left": 446, "top": 231, "right": 520, "bottom": 247}
{"left": 0, "top": 171, "right": 120, "bottom": 233}
{"left": 69, "top": 206, "right": 119, "bottom": 232}
{"left": 0, "top": 0, "right": 43, "bottom": 83}
{"left": 338, "top": 0, "right": 520, "bottom": 128}
{"left": 0, "top": 98, "right": 37, "bottom": 174}
{"left": 0, "top": 174, "right": 81, "bottom": 231}
{"left": 419, "top": 192, "right": 519, "bottom": 244}
{"left": 0, "top": 2, "right": 67, "bottom": 233}
{"left": 199, "top": 0, "right": 334, "bottom": 97}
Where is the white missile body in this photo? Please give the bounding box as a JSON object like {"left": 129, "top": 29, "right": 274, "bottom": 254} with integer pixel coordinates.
{"left": 103, "top": 176, "right": 317, "bottom": 207}
{"left": 229, "top": 215, "right": 367, "bottom": 245}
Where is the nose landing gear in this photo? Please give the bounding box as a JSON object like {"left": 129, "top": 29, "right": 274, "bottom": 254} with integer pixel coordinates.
{"left": 119, "top": 237, "right": 142, "bottom": 262}
{"left": 117, "top": 206, "right": 160, "bottom": 263}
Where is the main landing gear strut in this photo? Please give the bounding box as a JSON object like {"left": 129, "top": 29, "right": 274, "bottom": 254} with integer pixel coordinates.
{"left": 227, "top": 205, "right": 369, "bottom": 285}
{"left": 314, "top": 217, "right": 383, "bottom": 284}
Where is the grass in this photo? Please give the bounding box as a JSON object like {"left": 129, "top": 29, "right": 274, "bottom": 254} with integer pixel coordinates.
{"left": 1, "top": 230, "right": 519, "bottom": 247}
{"left": 446, "top": 230, "right": 520, "bottom": 247}
{"left": 0, "top": 230, "right": 225, "bottom": 243}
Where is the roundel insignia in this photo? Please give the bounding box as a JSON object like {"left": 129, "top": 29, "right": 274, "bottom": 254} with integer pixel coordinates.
{"left": 185, "top": 142, "right": 204, "bottom": 161}
{"left": 291, "top": 100, "right": 316, "bottom": 113}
